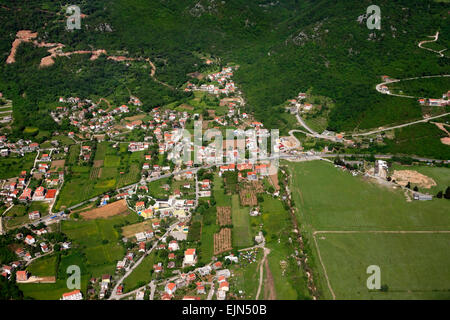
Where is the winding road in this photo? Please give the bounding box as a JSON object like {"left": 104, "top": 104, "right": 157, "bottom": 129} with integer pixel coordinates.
{"left": 418, "top": 31, "right": 447, "bottom": 58}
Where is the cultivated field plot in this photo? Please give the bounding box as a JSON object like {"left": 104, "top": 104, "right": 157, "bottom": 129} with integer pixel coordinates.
{"left": 314, "top": 232, "right": 450, "bottom": 300}
{"left": 214, "top": 227, "right": 232, "bottom": 255}
{"left": 80, "top": 199, "right": 129, "bottom": 220}
{"left": 122, "top": 220, "right": 157, "bottom": 238}
{"left": 216, "top": 206, "right": 232, "bottom": 226}
{"left": 50, "top": 160, "right": 65, "bottom": 170}
{"left": 251, "top": 181, "right": 265, "bottom": 193}
{"left": 287, "top": 160, "right": 450, "bottom": 299}
{"left": 55, "top": 142, "right": 143, "bottom": 210}
{"left": 90, "top": 166, "right": 102, "bottom": 179}
{"left": 239, "top": 185, "right": 258, "bottom": 206}
{"left": 231, "top": 195, "right": 252, "bottom": 248}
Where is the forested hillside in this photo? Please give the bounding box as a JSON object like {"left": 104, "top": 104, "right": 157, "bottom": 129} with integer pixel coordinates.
{"left": 0, "top": 0, "right": 448, "bottom": 135}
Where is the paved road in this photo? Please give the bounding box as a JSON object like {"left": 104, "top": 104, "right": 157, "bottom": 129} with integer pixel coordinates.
{"left": 108, "top": 219, "right": 182, "bottom": 300}
{"left": 349, "top": 112, "right": 450, "bottom": 137}
{"left": 207, "top": 283, "right": 215, "bottom": 300}
{"left": 418, "top": 31, "right": 447, "bottom": 58}
{"left": 375, "top": 74, "right": 450, "bottom": 99}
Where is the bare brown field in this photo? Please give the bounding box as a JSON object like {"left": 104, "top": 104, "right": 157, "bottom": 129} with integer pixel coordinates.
{"left": 179, "top": 104, "right": 194, "bottom": 111}
{"left": 124, "top": 114, "right": 146, "bottom": 121}
{"left": 51, "top": 160, "right": 65, "bottom": 170}
{"left": 251, "top": 181, "right": 265, "bottom": 193}
{"left": 122, "top": 220, "right": 157, "bottom": 238}
{"left": 217, "top": 206, "right": 232, "bottom": 226}
{"left": 214, "top": 228, "right": 232, "bottom": 255}
{"left": 392, "top": 170, "right": 437, "bottom": 189}
{"left": 80, "top": 199, "right": 129, "bottom": 220}
{"left": 268, "top": 174, "right": 280, "bottom": 191}
{"left": 239, "top": 185, "right": 258, "bottom": 206}
{"left": 93, "top": 160, "right": 103, "bottom": 168}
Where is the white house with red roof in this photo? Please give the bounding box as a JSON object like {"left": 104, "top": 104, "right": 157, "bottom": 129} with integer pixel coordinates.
{"left": 61, "top": 290, "right": 83, "bottom": 300}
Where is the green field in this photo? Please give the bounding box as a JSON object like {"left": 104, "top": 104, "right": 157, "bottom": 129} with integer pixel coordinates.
{"left": 55, "top": 142, "right": 143, "bottom": 209}
{"left": 122, "top": 251, "right": 156, "bottom": 293}
{"left": 19, "top": 278, "right": 89, "bottom": 300}
{"left": 287, "top": 160, "right": 450, "bottom": 299}
{"left": 20, "top": 251, "right": 90, "bottom": 300}
{"left": 61, "top": 213, "right": 139, "bottom": 278}
{"left": 231, "top": 195, "right": 252, "bottom": 248}
{"left": 315, "top": 233, "right": 450, "bottom": 300}
{"left": 27, "top": 255, "right": 58, "bottom": 277}
{"left": 288, "top": 161, "right": 450, "bottom": 231}
{"left": 0, "top": 152, "right": 36, "bottom": 179}
{"left": 5, "top": 202, "right": 49, "bottom": 229}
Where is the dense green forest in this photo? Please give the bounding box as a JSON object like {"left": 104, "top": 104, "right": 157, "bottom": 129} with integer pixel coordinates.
{"left": 0, "top": 0, "right": 448, "bottom": 135}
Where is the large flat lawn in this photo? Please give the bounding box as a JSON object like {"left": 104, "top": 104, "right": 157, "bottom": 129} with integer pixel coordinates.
{"left": 288, "top": 161, "right": 450, "bottom": 231}
{"left": 315, "top": 233, "right": 450, "bottom": 300}
{"left": 286, "top": 160, "right": 450, "bottom": 300}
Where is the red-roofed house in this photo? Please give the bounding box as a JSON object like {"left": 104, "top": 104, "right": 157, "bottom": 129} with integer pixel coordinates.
{"left": 61, "top": 289, "right": 83, "bottom": 300}
{"left": 45, "top": 189, "right": 57, "bottom": 201}
{"left": 16, "top": 270, "right": 29, "bottom": 282}
{"left": 165, "top": 282, "right": 177, "bottom": 295}
{"left": 184, "top": 248, "right": 197, "bottom": 265}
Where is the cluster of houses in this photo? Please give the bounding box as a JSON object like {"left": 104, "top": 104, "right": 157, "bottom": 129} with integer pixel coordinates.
{"left": 2, "top": 228, "right": 72, "bottom": 282}
{"left": 185, "top": 67, "right": 238, "bottom": 96}
{"left": 133, "top": 195, "right": 195, "bottom": 222}
{"left": 54, "top": 96, "right": 146, "bottom": 137}
{"left": 286, "top": 92, "right": 311, "bottom": 114}
{"left": 160, "top": 256, "right": 233, "bottom": 300}
{"left": 418, "top": 98, "right": 449, "bottom": 107}
{"left": 0, "top": 135, "right": 39, "bottom": 157}
{"left": 0, "top": 169, "right": 61, "bottom": 207}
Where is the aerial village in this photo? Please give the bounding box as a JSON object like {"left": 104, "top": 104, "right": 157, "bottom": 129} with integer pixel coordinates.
{"left": 0, "top": 65, "right": 286, "bottom": 301}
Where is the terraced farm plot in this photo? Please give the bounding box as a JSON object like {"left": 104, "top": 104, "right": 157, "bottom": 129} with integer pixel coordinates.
{"left": 214, "top": 227, "right": 232, "bottom": 255}
{"left": 67, "top": 144, "right": 80, "bottom": 165}
{"left": 217, "top": 206, "right": 232, "bottom": 226}
{"left": 101, "top": 167, "right": 118, "bottom": 179}
{"left": 117, "top": 163, "right": 140, "bottom": 188}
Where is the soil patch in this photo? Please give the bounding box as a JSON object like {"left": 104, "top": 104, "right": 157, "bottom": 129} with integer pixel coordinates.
{"left": 80, "top": 199, "right": 129, "bottom": 220}
{"left": 392, "top": 170, "right": 437, "bottom": 189}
